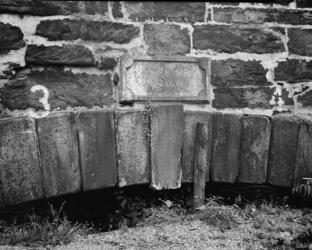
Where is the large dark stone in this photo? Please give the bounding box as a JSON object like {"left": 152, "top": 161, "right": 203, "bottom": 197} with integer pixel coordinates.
{"left": 211, "top": 59, "right": 270, "bottom": 87}
{"left": 25, "top": 44, "right": 95, "bottom": 66}
{"left": 1, "top": 69, "right": 114, "bottom": 111}
{"left": 297, "top": 0, "right": 312, "bottom": 8}
{"left": 288, "top": 29, "right": 312, "bottom": 56}
{"left": 297, "top": 90, "right": 312, "bottom": 106}
{"left": 36, "top": 19, "right": 140, "bottom": 43}
{"left": 122, "top": 2, "right": 206, "bottom": 23}
{"left": 275, "top": 59, "right": 312, "bottom": 83}
{"left": 0, "top": 22, "right": 25, "bottom": 55}
{"left": 214, "top": 8, "right": 312, "bottom": 25}
{"left": 213, "top": 87, "right": 275, "bottom": 109}
{"left": 0, "top": 0, "right": 108, "bottom": 16}
{"left": 144, "top": 23, "right": 190, "bottom": 55}
{"left": 193, "top": 25, "right": 284, "bottom": 54}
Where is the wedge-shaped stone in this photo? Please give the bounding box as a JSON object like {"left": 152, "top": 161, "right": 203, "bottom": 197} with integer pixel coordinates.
{"left": 267, "top": 115, "right": 300, "bottom": 187}
{"left": 182, "top": 111, "right": 213, "bottom": 182}
{"left": 75, "top": 110, "right": 117, "bottom": 191}
{"left": 37, "top": 112, "right": 80, "bottom": 197}
{"left": 211, "top": 113, "right": 242, "bottom": 183}
{"left": 115, "top": 110, "right": 150, "bottom": 187}
{"left": 238, "top": 115, "right": 271, "bottom": 184}
{"left": 0, "top": 117, "right": 43, "bottom": 207}
{"left": 151, "top": 105, "right": 184, "bottom": 189}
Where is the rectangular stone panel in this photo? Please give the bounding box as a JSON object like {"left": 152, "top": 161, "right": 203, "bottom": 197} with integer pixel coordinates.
{"left": 115, "top": 109, "right": 150, "bottom": 187}
{"left": 211, "top": 113, "right": 242, "bottom": 183}
{"left": 0, "top": 117, "right": 43, "bottom": 207}
{"left": 238, "top": 115, "right": 271, "bottom": 184}
{"left": 267, "top": 115, "right": 300, "bottom": 187}
{"left": 120, "top": 55, "right": 210, "bottom": 103}
{"left": 75, "top": 110, "right": 117, "bottom": 191}
{"left": 36, "top": 112, "right": 81, "bottom": 197}
{"left": 182, "top": 111, "right": 213, "bottom": 183}
{"left": 151, "top": 105, "right": 184, "bottom": 189}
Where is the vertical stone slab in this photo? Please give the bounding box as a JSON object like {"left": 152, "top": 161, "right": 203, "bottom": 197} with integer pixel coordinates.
{"left": 115, "top": 109, "right": 150, "bottom": 187}
{"left": 182, "top": 111, "right": 213, "bottom": 182}
{"left": 238, "top": 115, "right": 271, "bottom": 184}
{"left": 294, "top": 120, "right": 312, "bottom": 185}
{"left": 37, "top": 112, "right": 81, "bottom": 198}
{"left": 151, "top": 105, "right": 184, "bottom": 189}
{"left": 267, "top": 115, "right": 299, "bottom": 187}
{"left": 211, "top": 113, "right": 242, "bottom": 183}
{"left": 75, "top": 110, "right": 117, "bottom": 191}
{"left": 0, "top": 117, "right": 43, "bottom": 206}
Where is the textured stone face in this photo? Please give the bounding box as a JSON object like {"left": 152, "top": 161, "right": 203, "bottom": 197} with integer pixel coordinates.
{"left": 297, "top": 0, "right": 312, "bottom": 8}
{"left": 122, "top": 2, "right": 206, "bottom": 23}
{"left": 144, "top": 23, "right": 190, "bottom": 55}
{"left": 211, "top": 59, "right": 270, "bottom": 87}
{"left": 297, "top": 90, "right": 312, "bottom": 107}
{"left": 36, "top": 19, "right": 140, "bottom": 43}
{"left": 2, "top": 69, "right": 114, "bottom": 111}
{"left": 25, "top": 44, "right": 95, "bottom": 66}
{"left": 0, "top": 22, "right": 25, "bottom": 54}
{"left": 213, "top": 87, "right": 275, "bottom": 109}
{"left": 214, "top": 8, "right": 312, "bottom": 25}
{"left": 193, "top": 25, "right": 284, "bottom": 54}
{"left": 275, "top": 59, "right": 312, "bottom": 83}
{"left": 288, "top": 29, "right": 312, "bottom": 56}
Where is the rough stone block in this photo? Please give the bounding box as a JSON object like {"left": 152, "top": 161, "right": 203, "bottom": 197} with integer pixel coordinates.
{"left": 25, "top": 44, "right": 95, "bottom": 66}
{"left": 75, "top": 110, "right": 117, "bottom": 191}
{"left": 212, "top": 87, "right": 275, "bottom": 109}
{"left": 2, "top": 69, "right": 114, "bottom": 111}
{"left": 288, "top": 29, "right": 312, "bottom": 57}
{"left": 182, "top": 111, "right": 213, "bottom": 183}
{"left": 297, "top": 0, "right": 312, "bottom": 8}
{"left": 122, "top": 2, "right": 206, "bottom": 23}
{"left": 144, "top": 23, "right": 190, "bottom": 55}
{"left": 211, "top": 113, "right": 242, "bottom": 183}
{"left": 0, "top": 22, "right": 25, "bottom": 55}
{"left": 275, "top": 59, "right": 312, "bottom": 83}
{"left": 211, "top": 59, "right": 270, "bottom": 87}
{"left": 193, "top": 25, "right": 284, "bottom": 54}
{"left": 151, "top": 105, "right": 184, "bottom": 189}
{"left": 267, "top": 115, "right": 300, "bottom": 187}
{"left": 36, "top": 19, "right": 140, "bottom": 43}
{"left": 120, "top": 56, "right": 210, "bottom": 102}
{"left": 0, "top": 117, "right": 43, "bottom": 207}
{"left": 238, "top": 115, "right": 271, "bottom": 184}
{"left": 36, "top": 112, "right": 81, "bottom": 197}
{"left": 298, "top": 90, "right": 312, "bottom": 107}
{"left": 115, "top": 109, "right": 150, "bottom": 187}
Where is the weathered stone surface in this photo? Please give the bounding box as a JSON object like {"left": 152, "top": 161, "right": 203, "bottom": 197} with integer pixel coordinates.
{"left": 36, "top": 19, "right": 140, "bottom": 43}
{"left": 238, "top": 115, "right": 271, "bottom": 184}
{"left": 25, "top": 44, "right": 95, "bottom": 66}
{"left": 211, "top": 113, "right": 242, "bottom": 183}
{"left": 36, "top": 112, "right": 80, "bottom": 197}
{"left": 214, "top": 8, "right": 312, "bottom": 25}
{"left": 297, "top": 0, "right": 312, "bottom": 8}
{"left": 0, "top": 117, "right": 43, "bottom": 207}
{"left": 75, "top": 110, "right": 117, "bottom": 191}
{"left": 297, "top": 90, "right": 312, "bottom": 106}
{"left": 267, "top": 115, "right": 300, "bottom": 187}
{"left": 120, "top": 56, "right": 210, "bottom": 102}
{"left": 144, "top": 23, "right": 190, "bottom": 55}
{"left": 213, "top": 87, "right": 274, "bottom": 109}
{"left": 2, "top": 69, "right": 114, "bottom": 111}
{"left": 275, "top": 59, "right": 312, "bottom": 83}
{"left": 112, "top": 2, "right": 123, "bottom": 18}
{"left": 115, "top": 110, "right": 150, "bottom": 187}
{"left": 122, "top": 2, "right": 206, "bottom": 23}
{"left": 193, "top": 25, "right": 284, "bottom": 54}
{"left": 211, "top": 59, "right": 270, "bottom": 87}
{"left": 282, "top": 88, "right": 294, "bottom": 106}
{"left": 182, "top": 111, "right": 213, "bottom": 183}
{"left": 294, "top": 120, "right": 312, "bottom": 185}
{"left": 0, "top": 22, "right": 25, "bottom": 55}
{"left": 288, "top": 29, "right": 312, "bottom": 56}
{"left": 151, "top": 105, "right": 184, "bottom": 190}
{"left": 0, "top": 0, "right": 108, "bottom": 16}
{"left": 97, "top": 57, "right": 118, "bottom": 70}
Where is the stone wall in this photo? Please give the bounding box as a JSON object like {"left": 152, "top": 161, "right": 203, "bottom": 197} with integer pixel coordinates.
{"left": 0, "top": 0, "right": 311, "bottom": 117}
